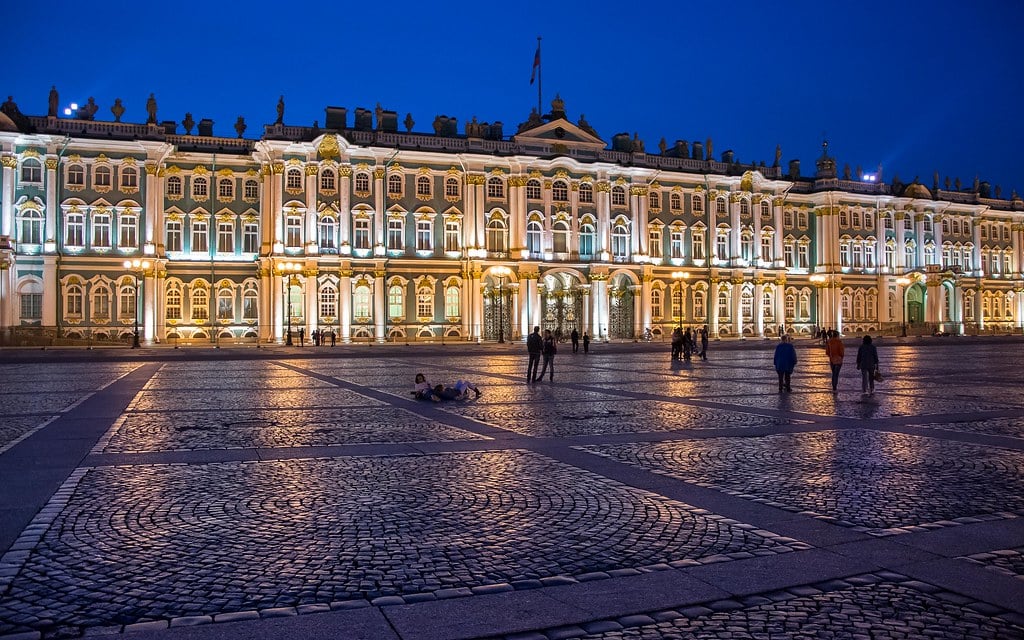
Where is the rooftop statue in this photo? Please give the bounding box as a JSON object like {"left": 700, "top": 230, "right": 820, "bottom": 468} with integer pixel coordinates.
{"left": 48, "top": 86, "right": 58, "bottom": 117}
{"left": 111, "top": 98, "right": 125, "bottom": 123}
{"left": 276, "top": 96, "right": 285, "bottom": 125}
{"left": 146, "top": 94, "right": 158, "bottom": 124}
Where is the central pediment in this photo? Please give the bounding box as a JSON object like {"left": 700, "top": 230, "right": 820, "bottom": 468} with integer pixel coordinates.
{"left": 513, "top": 118, "right": 606, "bottom": 151}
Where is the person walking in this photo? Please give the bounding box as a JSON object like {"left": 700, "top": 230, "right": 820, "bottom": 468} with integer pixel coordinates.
{"left": 297, "top": 327, "right": 305, "bottom": 346}
{"left": 582, "top": 331, "right": 591, "bottom": 354}
{"left": 682, "top": 328, "right": 693, "bottom": 360}
{"left": 536, "top": 329, "right": 557, "bottom": 381}
{"left": 773, "top": 334, "right": 797, "bottom": 392}
{"left": 526, "top": 326, "right": 542, "bottom": 382}
{"left": 825, "top": 330, "right": 845, "bottom": 392}
{"left": 671, "top": 327, "right": 683, "bottom": 361}
{"left": 570, "top": 328, "right": 580, "bottom": 353}
{"left": 856, "top": 335, "right": 880, "bottom": 395}
{"left": 699, "top": 326, "right": 709, "bottom": 360}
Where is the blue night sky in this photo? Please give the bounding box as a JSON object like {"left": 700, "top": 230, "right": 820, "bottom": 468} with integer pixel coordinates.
{"left": 6, "top": 0, "right": 1023, "bottom": 195}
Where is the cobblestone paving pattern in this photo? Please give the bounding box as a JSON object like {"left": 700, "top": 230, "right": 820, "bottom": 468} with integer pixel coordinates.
{"left": 909, "top": 417, "right": 1024, "bottom": 439}
{"left": 145, "top": 373, "right": 337, "bottom": 390}
{"left": 96, "top": 407, "right": 487, "bottom": 452}
{"left": 572, "top": 579, "right": 1024, "bottom": 639}
{"left": 0, "top": 392, "right": 91, "bottom": 416}
{"left": 714, "top": 390, "right": 1009, "bottom": 419}
{"left": 583, "top": 429, "right": 1024, "bottom": 533}
{"left": 0, "top": 450, "right": 801, "bottom": 636}
{"left": 440, "top": 400, "right": 801, "bottom": 437}
{"left": 962, "top": 547, "right": 1024, "bottom": 581}
{"left": 0, "top": 416, "right": 57, "bottom": 451}
{"left": 127, "top": 386, "right": 383, "bottom": 412}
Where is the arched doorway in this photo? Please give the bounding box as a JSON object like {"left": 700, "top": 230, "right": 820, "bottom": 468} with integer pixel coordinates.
{"left": 539, "top": 272, "right": 583, "bottom": 341}
{"left": 906, "top": 283, "right": 925, "bottom": 326}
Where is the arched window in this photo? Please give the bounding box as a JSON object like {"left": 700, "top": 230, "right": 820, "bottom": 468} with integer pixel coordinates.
{"left": 651, "top": 289, "right": 663, "bottom": 319}
{"left": 18, "top": 209, "right": 42, "bottom": 245}
{"left": 92, "top": 286, "right": 111, "bottom": 318}
{"left": 526, "top": 179, "right": 542, "bottom": 200}
{"left": 486, "top": 218, "right": 507, "bottom": 253}
{"left": 192, "top": 176, "right": 208, "bottom": 199}
{"left": 578, "top": 183, "right": 593, "bottom": 204}
{"left": 740, "top": 200, "right": 750, "bottom": 216}
{"left": 487, "top": 176, "right": 505, "bottom": 199}
{"left": 68, "top": 164, "right": 85, "bottom": 187}
{"left": 319, "top": 284, "right": 337, "bottom": 318}
{"left": 648, "top": 190, "right": 660, "bottom": 211}
{"left": 670, "top": 193, "right": 682, "bottom": 211}
{"left": 717, "top": 290, "right": 730, "bottom": 319}
{"left": 692, "top": 194, "right": 703, "bottom": 212}
{"left": 388, "top": 173, "right": 403, "bottom": 196}
{"left": 716, "top": 197, "right": 726, "bottom": 214}
{"left": 217, "top": 288, "right": 234, "bottom": 320}
{"left": 741, "top": 289, "right": 753, "bottom": 320}
{"left": 579, "top": 222, "right": 595, "bottom": 257}
{"left": 166, "top": 284, "right": 182, "bottom": 320}
{"left": 552, "top": 220, "right": 570, "bottom": 253}
{"left": 354, "top": 172, "right": 370, "bottom": 193}
{"left": 20, "top": 158, "right": 42, "bottom": 183}
{"left": 117, "top": 281, "right": 134, "bottom": 319}
{"left": 218, "top": 178, "right": 234, "bottom": 200}
{"left": 121, "top": 166, "right": 138, "bottom": 189}
{"left": 416, "top": 287, "right": 433, "bottom": 318}
{"left": 416, "top": 175, "right": 431, "bottom": 197}
{"left": 444, "top": 177, "right": 460, "bottom": 198}
{"left": 694, "top": 290, "right": 706, "bottom": 319}
{"left": 386, "top": 284, "right": 402, "bottom": 318}
{"left": 526, "top": 220, "right": 543, "bottom": 254}
{"left": 285, "top": 168, "right": 303, "bottom": 190}
{"left": 611, "top": 222, "right": 629, "bottom": 259}
{"left": 552, "top": 180, "right": 569, "bottom": 202}
{"left": 445, "top": 285, "right": 460, "bottom": 318}
{"left": 66, "top": 285, "right": 84, "bottom": 318}
{"left": 242, "top": 286, "right": 258, "bottom": 320}
{"left": 353, "top": 285, "right": 372, "bottom": 319}
{"left": 761, "top": 200, "right": 771, "bottom": 219}
{"left": 320, "top": 169, "right": 336, "bottom": 192}
{"left": 611, "top": 186, "right": 626, "bottom": 206}
{"left": 191, "top": 287, "right": 209, "bottom": 321}
{"left": 94, "top": 165, "right": 112, "bottom": 188}
{"left": 762, "top": 291, "right": 774, "bottom": 321}
{"left": 319, "top": 216, "right": 337, "bottom": 250}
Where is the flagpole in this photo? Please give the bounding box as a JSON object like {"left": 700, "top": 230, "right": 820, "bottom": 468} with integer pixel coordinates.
{"left": 536, "top": 36, "right": 542, "bottom": 115}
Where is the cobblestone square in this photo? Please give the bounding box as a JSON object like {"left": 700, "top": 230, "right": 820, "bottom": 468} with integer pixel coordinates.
{"left": 1, "top": 340, "right": 1023, "bottom": 639}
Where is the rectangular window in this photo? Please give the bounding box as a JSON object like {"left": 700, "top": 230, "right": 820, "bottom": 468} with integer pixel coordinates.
{"left": 218, "top": 294, "right": 233, "bottom": 320}
{"left": 670, "top": 230, "right": 684, "bottom": 259}
{"left": 119, "top": 288, "right": 135, "bottom": 319}
{"left": 648, "top": 229, "right": 662, "bottom": 258}
{"left": 445, "top": 287, "right": 460, "bottom": 318}
{"left": 66, "top": 215, "right": 85, "bottom": 247}
{"left": 354, "top": 219, "right": 370, "bottom": 250}
{"left": 416, "top": 221, "right": 432, "bottom": 251}
{"left": 761, "top": 236, "right": 772, "bottom": 262}
{"left": 218, "top": 222, "right": 234, "bottom": 253}
{"left": 444, "top": 221, "right": 460, "bottom": 252}
{"left": 166, "top": 220, "right": 182, "bottom": 252}
{"left": 387, "top": 219, "right": 404, "bottom": 250}
{"left": 20, "top": 293, "right": 42, "bottom": 319}
{"left": 243, "top": 222, "right": 259, "bottom": 253}
{"left": 798, "top": 244, "right": 810, "bottom": 269}
{"left": 784, "top": 243, "right": 795, "bottom": 268}
{"left": 692, "top": 230, "right": 705, "bottom": 260}
{"left": 119, "top": 215, "right": 138, "bottom": 249}
{"left": 285, "top": 216, "right": 302, "bottom": 247}
{"left": 92, "top": 214, "right": 111, "bottom": 247}
{"left": 192, "top": 221, "right": 208, "bottom": 253}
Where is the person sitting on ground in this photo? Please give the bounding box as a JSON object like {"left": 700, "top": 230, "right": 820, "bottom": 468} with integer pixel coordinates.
{"left": 413, "top": 373, "right": 441, "bottom": 402}
{"left": 433, "top": 380, "right": 482, "bottom": 401}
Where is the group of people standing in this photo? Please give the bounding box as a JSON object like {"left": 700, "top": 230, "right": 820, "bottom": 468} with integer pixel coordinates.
{"left": 291, "top": 327, "right": 337, "bottom": 347}
{"left": 774, "top": 332, "right": 881, "bottom": 394}
{"left": 670, "top": 326, "right": 710, "bottom": 361}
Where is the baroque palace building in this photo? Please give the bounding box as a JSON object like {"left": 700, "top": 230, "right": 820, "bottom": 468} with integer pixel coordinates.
{"left": 0, "top": 92, "right": 1022, "bottom": 345}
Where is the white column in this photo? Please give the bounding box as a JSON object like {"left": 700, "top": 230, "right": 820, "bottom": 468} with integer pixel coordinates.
{"left": 631, "top": 284, "right": 643, "bottom": 337}
{"left": 518, "top": 274, "right": 531, "bottom": 338}
{"left": 1, "top": 156, "right": 15, "bottom": 237}
{"left": 339, "top": 166, "right": 352, "bottom": 252}
{"left": 933, "top": 215, "right": 945, "bottom": 268}
{"left": 875, "top": 208, "right": 886, "bottom": 271}
{"left": 640, "top": 274, "right": 652, "bottom": 333}
{"left": 754, "top": 280, "right": 765, "bottom": 337}
{"left": 772, "top": 198, "right": 785, "bottom": 268}
{"left": 915, "top": 214, "right": 926, "bottom": 268}
{"left": 775, "top": 280, "right": 787, "bottom": 332}
{"left": 596, "top": 182, "right": 610, "bottom": 256}
{"left": 731, "top": 280, "right": 742, "bottom": 336}
{"left": 895, "top": 212, "right": 907, "bottom": 270}
{"left": 45, "top": 157, "right": 58, "bottom": 245}
{"left": 972, "top": 222, "right": 983, "bottom": 277}
{"left": 374, "top": 266, "right": 385, "bottom": 342}
{"left": 373, "top": 168, "right": 385, "bottom": 251}
{"left": 305, "top": 267, "right": 318, "bottom": 335}
{"left": 474, "top": 178, "right": 486, "bottom": 250}
{"left": 274, "top": 272, "right": 285, "bottom": 343}
{"left": 339, "top": 267, "right": 352, "bottom": 342}
{"left": 508, "top": 177, "right": 520, "bottom": 255}
{"left": 709, "top": 279, "right": 721, "bottom": 337}
{"left": 729, "top": 195, "right": 741, "bottom": 265}
{"left": 471, "top": 267, "right": 484, "bottom": 341}
{"left": 42, "top": 255, "right": 57, "bottom": 328}
{"left": 463, "top": 176, "right": 477, "bottom": 252}
{"left": 145, "top": 163, "right": 161, "bottom": 251}
{"left": 305, "top": 164, "right": 317, "bottom": 253}
{"left": 143, "top": 269, "right": 156, "bottom": 344}
{"left": 579, "top": 284, "right": 591, "bottom": 339}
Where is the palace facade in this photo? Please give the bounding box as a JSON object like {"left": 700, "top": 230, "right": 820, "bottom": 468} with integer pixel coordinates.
{"left": 0, "top": 94, "right": 1022, "bottom": 346}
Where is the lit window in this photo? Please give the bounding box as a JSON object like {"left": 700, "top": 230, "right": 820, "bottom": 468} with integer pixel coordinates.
{"left": 218, "top": 178, "right": 234, "bottom": 200}
{"left": 119, "top": 214, "right": 138, "bottom": 248}
{"left": 387, "top": 218, "right": 404, "bottom": 250}
{"left": 166, "top": 219, "right": 182, "bottom": 252}
{"left": 92, "top": 213, "right": 111, "bottom": 248}
{"left": 388, "top": 173, "right": 403, "bottom": 196}
{"left": 487, "top": 177, "right": 505, "bottom": 199}
{"left": 286, "top": 168, "right": 302, "bottom": 190}
{"left": 416, "top": 175, "right": 431, "bottom": 197}
{"left": 192, "top": 287, "right": 209, "bottom": 321}
{"left": 445, "top": 286, "right": 460, "bottom": 317}
{"left": 191, "top": 220, "right": 208, "bottom": 253}
{"left": 552, "top": 180, "right": 569, "bottom": 202}
{"left": 217, "top": 221, "right": 234, "bottom": 253}
{"left": 417, "top": 289, "right": 433, "bottom": 318}
{"left": 20, "top": 158, "right": 42, "bottom": 184}
{"left": 353, "top": 286, "right": 372, "bottom": 318}
{"left": 611, "top": 186, "right": 626, "bottom": 206}
{"left": 166, "top": 285, "right": 182, "bottom": 320}
{"left": 244, "top": 179, "right": 259, "bottom": 200}
{"left": 319, "top": 285, "right": 337, "bottom": 318}
{"left": 578, "top": 183, "right": 593, "bottom": 204}
{"left": 243, "top": 222, "right": 259, "bottom": 253}
{"left": 388, "top": 285, "right": 403, "bottom": 318}
{"left": 192, "top": 176, "right": 208, "bottom": 199}
{"left": 416, "top": 220, "right": 432, "bottom": 251}
{"left": 526, "top": 179, "right": 542, "bottom": 200}
{"left": 166, "top": 176, "right": 182, "bottom": 196}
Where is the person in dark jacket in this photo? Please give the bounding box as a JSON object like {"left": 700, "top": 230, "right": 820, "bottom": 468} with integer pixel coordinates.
{"left": 773, "top": 334, "right": 798, "bottom": 392}
{"left": 582, "top": 331, "right": 591, "bottom": 353}
{"left": 570, "top": 328, "right": 580, "bottom": 353}
{"left": 536, "top": 329, "right": 557, "bottom": 381}
{"left": 856, "top": 335, "right": 880, "bottom": 395}
{"left": 526, "top": 326, "right": 542, "bottom": 382}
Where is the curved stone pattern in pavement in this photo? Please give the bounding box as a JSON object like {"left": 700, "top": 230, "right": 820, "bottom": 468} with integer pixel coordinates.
{"left": 0, "top": 450, "right": 800, "bottom": 636}
{"left": 583, "top": 429, "right": 1024, "bottom": 534}
{"left": 962, "top": 547, "right": 1024, "bottom": 581}
{"left": 573, "top": 579, "right": 1024, "bottom": 639}
{"left": 95, "top": 406, "right": 486, "bottom": 452}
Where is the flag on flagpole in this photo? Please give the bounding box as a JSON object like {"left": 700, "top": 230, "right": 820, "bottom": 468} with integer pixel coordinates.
{"left": 530, "top": 43, "right": 541, "bottom": 85}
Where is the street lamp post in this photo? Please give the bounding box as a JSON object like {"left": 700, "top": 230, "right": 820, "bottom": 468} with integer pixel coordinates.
{"left": 493, "top": 265, "right": 511, "bottom": 343}
{"left": 123, "top": 259, "right": 150, "bottom": 349}
{"left": 671, "top": 271, "right": 689, "bottom": 329}
{"left": 896, "top": 276, "right": 910, "bottom": 337}
{"left": 280, "top": 261, "right": 303, "bottom": 346}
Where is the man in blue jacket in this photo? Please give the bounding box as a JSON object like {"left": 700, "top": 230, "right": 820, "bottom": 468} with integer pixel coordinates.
{"left": 773, "top": 334, "right": 798, "bottom": 393}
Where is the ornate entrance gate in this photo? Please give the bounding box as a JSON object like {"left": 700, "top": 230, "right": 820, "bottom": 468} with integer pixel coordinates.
{"left": 609, "top": 287, "right": 635, "bottom": 339}
{"left": 483, "top": 290, "right": 512, "bottom": 341}
{"left": 541, "top": 290, "right": 582, "bottom": 340}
